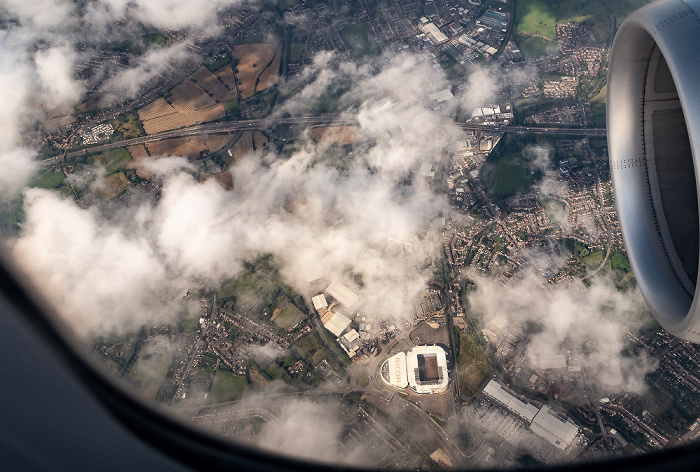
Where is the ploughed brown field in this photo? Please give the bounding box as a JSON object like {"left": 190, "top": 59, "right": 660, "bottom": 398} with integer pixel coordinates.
{"left": 310, "top": 126, "right": 358, "bottom": 145}
{"left": 231, "top": 43, "right": 281, "bottom": 99}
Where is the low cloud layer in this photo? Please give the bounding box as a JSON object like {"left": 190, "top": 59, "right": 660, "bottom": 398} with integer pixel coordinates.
{"left": 3, "top": 0, "right": 243, "bottom": 32}
{"left": 468, "top": 271, "right": 656, "bottom": 394}
{"left": 9, "top": 51, "right": 466, "bottom": 336}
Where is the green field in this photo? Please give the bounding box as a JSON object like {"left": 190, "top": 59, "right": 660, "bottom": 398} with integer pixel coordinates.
{"left": 485, "top": 152, "right": 535, "bottom": 198}
{"left": 218, "top": 255, "right": 289, "bottom": 314}
{"left": 148, "top": 33, "right": 166, "bottom": 46}
{"left": 88, "top": 148, "right": 132, "bottom": 174}
{"left": 112, "top": 112, "right": 144, "bottom": 139}
{"left": 515, "top": 35, "right": 553, "bottom": 59}
{"left": 208, "top": 55, "right": 231, "bottom": 72}
{"left": 340, "top": 22, "right": 371, "bottom": 56}
{"left": 515, "top": 0, "right": 611, "bottom": 49}
{"left": 31, "top": 168, "right": 65, "bottom": 189}
{"left": 583, "top": 249, "right": 605, "bottom": 267}
{"left": 273, "top": 303, "right": 305, "bottom": 330}
{"left": 355, "top": 371, "right": 369, "bottom": 388}
{"left": 0, "top": 196, "right": 24, "bottom": 234}
{"left": 208, "top": 368, "right": 248, "bottom": 402}
{"left": 591, "top": 85, "right": 607, "bottom": 128}
{"left": 292, "top": 332, "right": 333, "bottom": 369}
{"left": 609, "top": 252, "right": 631, "bottom": 271}
{"left": 455, "top": 330, "right": 491, "bottom": 397}
{"left": 516, "top": 0, "right": 558, "bottom": 39}
{"left": 127, "top": 339, "right": 175, "bottom": 399}
{"left": 223, "top": 99, "right": 239, "bottom": 112}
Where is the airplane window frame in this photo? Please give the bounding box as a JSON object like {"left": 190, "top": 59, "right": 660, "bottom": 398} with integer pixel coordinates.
{"left": 3, "top": 257, "right": 700, "bottom": 472}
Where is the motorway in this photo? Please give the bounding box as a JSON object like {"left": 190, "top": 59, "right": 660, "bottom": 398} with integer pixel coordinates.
{"left": 43, "top": 114, "right": 607, "bottom": 164}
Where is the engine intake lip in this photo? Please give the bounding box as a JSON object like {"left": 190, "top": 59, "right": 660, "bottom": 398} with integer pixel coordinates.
{"left": 609, "top": 0, "right": 700, "bottom": 341}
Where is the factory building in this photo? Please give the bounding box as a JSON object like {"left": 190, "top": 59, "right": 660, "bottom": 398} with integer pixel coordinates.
{"left": 325, "top": 281, "right": 359, "bottom": 310}
{"left": 482, "top": 379, "right": 539, "bottom": 422}
{"left": 530, "top": 406, "right": 579, "bottom": 451}
{"left": 321, "top": 310, "right": 352, "bottom": 337}
{"left": 419, "top": 22, "right": 448, "bottom": 45}
{"left": 482, "top": 380, "right": 580, "bottom": 450}
{"left": 312, "top": 294, "right": 328, "bottom": 311}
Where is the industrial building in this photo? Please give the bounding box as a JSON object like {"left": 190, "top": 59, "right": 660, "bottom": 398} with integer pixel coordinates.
{"left": 419, "top": 21, "right": 448, "bottom": 45}
{"left": 381, "top": 345, "right": 450, "bottom": 394}
{"left": 325, "top": 281, "right": 359, "bottom": 310}
{"left": 482, "top": 379, "right": 539, "bottom": 422}
{"left": 482, "top": 380, "right": 580, "bottom": 450}
{"left": 312, "top": 294, "right": 328, "bottom": 311}
{"left": 321, "top": 310, "right": 352, "bottom": 337}
{"left": 530, "top": 406, "right": 579, "bottom": 451}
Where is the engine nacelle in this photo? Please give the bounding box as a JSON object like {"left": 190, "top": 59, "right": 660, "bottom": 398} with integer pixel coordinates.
{"left": 609, "top": 0, "right": 700, "bottom": 341}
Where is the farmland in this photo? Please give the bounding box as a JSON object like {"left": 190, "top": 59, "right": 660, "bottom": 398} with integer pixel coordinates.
{"left": 310, "top": 126, "right": 358, "bottom": 145}
{"left": 200, "top": 171, "right": 234, "bottom": 190}
{"left": 146, "top": 135, "right": 231, "bottom": 159}
{"left": 31, "top": 168, "right": 65, "bottom": 189}
{"left": 111, "top": 112, "right": 144, "bottom": 139}
{"left": 227, "top": 131, "right": 269, "bottom": 163}
{"left": 169, "top": 81, "right": 217, "bottom": 112}
{"left": 140, "top": 105, "right": 225, "bottom": 134}
{"left": 137, "top": 66, "right": 234, "bottom": 134}
{"left": 125, "top": 144, "right": 154, "bottom": 179}
{"left": 94, "top": 172, "right": 129, "bottom": 200}
{"left": 191, "top": 66, "right": 236, "bottom": 102}
{"left": 208, "top": 368, "right": 247, "bottom": 402}
{"left": 88, "top": 148, "right": 132, "bottom": 174}
{"left": 231, "top": 44, "right": 281, "bottom": 100}
{"left": 214, "top": 65, "right": 237, "bottom": 92}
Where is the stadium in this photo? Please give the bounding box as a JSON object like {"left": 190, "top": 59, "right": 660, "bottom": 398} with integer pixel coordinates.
{"left": 381, "top": 345, "right": 450, "bottom": 394}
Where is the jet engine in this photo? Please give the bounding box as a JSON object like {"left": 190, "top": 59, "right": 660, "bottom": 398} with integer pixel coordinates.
{"left": 609, "top": 0, "right": 700, "bottom": 341}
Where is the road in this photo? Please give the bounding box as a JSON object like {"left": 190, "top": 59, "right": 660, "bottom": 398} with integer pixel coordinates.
{"left": 42, "top": 114, "right": 607, "bottom": 164}
{"left": 364, "top": 392, "right": 467, "bottom": 467}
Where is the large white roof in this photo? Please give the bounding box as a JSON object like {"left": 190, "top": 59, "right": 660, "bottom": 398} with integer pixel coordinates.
{"left": 325, "top": 281, "right": 359, "bottom": 309}
{"left": 428, "top": 89, "right": 453, "bottom": 103}
{"left": 323, "top": 311, "right": 351, "bottom": 337}
{"left": 483, "top": 380, "right": 538, "bottom": 422}
{"left": 343, "top": 329, "right": 360, "bottom": 343}
{"left": 312, "top": 294, "right": 328, "bottom": 310}
{"left": 530, "top": 406, "right": 579, "bottom": 450}
{"left": 537, "top": 354, "right": 567, "bottom": 370}
{"left": 382, "top": 352, "right": 408, "bottom": 389}
{"left": 406, "top": 345, "right": 449, "bottom": 394}
{"left": 419, "top": 22, "right": 448, "bottom": 44}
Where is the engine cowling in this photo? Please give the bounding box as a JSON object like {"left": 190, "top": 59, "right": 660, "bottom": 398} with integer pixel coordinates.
{"left": 609, "top": 0, "right": 700, "bottom": 341}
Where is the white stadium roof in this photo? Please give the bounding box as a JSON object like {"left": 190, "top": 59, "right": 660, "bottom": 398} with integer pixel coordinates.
{"left": 325, "top": 281, "right": 359, "bottom": 309}
{"left": 406, "top": 345, "right": 449, "bottom": 394}
{"left": 382, "top": 352, "right": 409, "bottom": 389}
{"left": 312, "top": 294, "right": 328, "bottom": 311}
{"left": 323, "top": 311, "right": 351, "bottom": 337}
{"left": 530, "top": 405, "right": 579, "bottom": 450}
